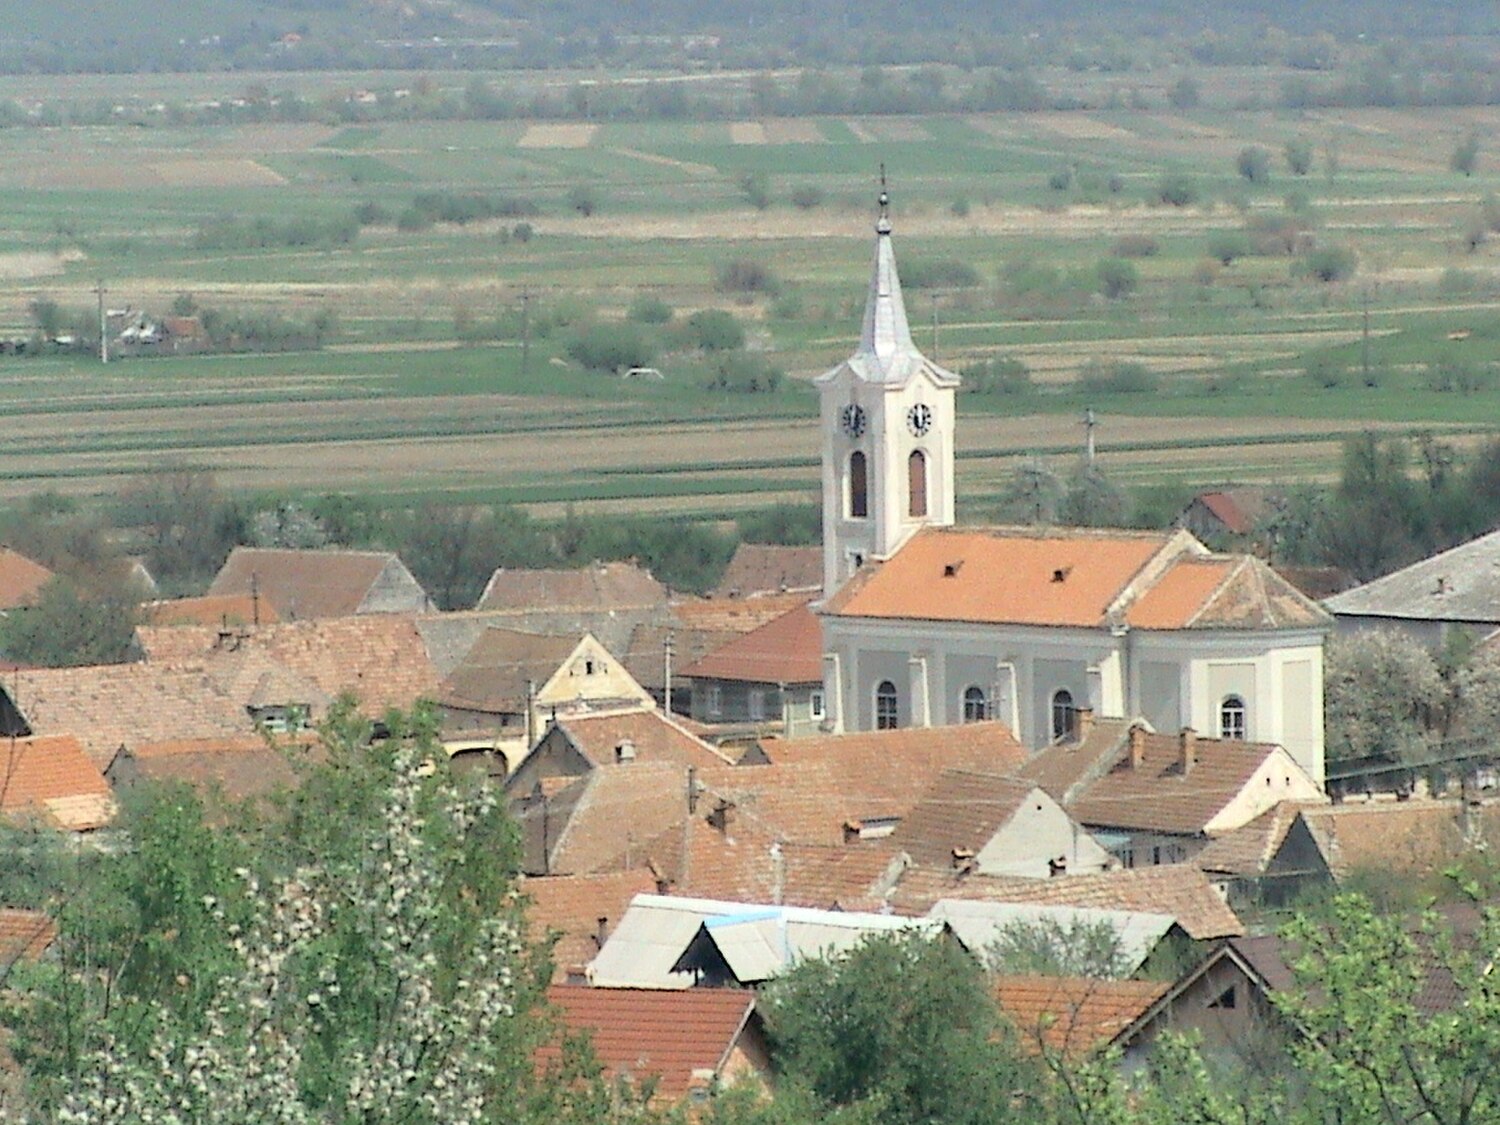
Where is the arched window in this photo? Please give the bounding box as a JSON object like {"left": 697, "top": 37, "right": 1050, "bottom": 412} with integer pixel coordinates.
{"left": 875, "top": 680, "right": 899, "bottom": 730}
{"left": 908, "top": 449, "right": 928, "bottom": 518}
{"left": 849, "top": 451, "right": 868, "bottom": 519}
{"left": 1220, "top": 695, "right": 1247, "bottom": 740}
{"left": 1050, "top": 689, "right": 1077, "bottom": 742}
{"left": 962, "top": 685, "right": 988, "bottom": 723}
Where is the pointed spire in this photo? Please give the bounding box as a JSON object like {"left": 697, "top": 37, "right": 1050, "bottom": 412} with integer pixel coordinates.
{"left": 857, "top": 166, "right": 916, "bottom": 368}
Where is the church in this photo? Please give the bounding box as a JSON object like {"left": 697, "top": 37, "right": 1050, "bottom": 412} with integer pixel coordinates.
{"left": 813, "top": 190, "right": 1330, "bottom": 785}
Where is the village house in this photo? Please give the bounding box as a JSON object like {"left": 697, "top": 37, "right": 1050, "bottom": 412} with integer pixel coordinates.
{"left": 680, "top": 603, "right": 825, "bottom": 738}
{"left": 813, "top": 202, "right": 1330, "bottom": 785}
{"left": 0, "top": 734, "right": 116, "bottom": 832}
{"left": 207, "top": 546, "right": 434, "bottom": 620}
{"left": 712, "top": 543, "right": 822, "bottom": 599}
{"left": 932, "top": 899, "right": 1193, "bottom": 978}
{"left": 1175, "top": 488, "right": 1272, "bottom": 548}
{"left": 0, "top": 547, "right": 53, "bottom": 613}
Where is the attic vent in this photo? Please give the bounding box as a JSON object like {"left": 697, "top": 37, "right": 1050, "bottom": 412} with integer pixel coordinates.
{"left": 1052, "top": 566, "right": 1072, "bottom": 583}
{"left": 614, "top": 739, "right": 636, "bottom": 764}
{"left": 1434, "top": 576, "right": 1451, "bottom": 595}
{"left": 943, "top": 561, "right": 964, "bottom": 578}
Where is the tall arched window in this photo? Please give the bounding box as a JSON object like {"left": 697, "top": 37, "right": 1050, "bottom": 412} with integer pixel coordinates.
{"left": 962, "top": 685, "right": 988, "bottom": 723}
{"left": 875, "top": 680, "right": 899, "bottom": 730}
{"left": 849, "top": 451, "right": 868, "bottom": 519}
{"left": 908, "top": 450, "right": 928, "bottom": 518}
{"left": 1050, "top": 689, "right": 1077, "bottom": 742}
{"left": 1220, "top": 695, "right": 1247, "bottom": 740}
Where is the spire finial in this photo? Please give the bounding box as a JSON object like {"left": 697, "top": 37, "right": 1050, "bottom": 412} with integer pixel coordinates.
{"left": 876, "top": 164, "right": 891, "bottom": 235}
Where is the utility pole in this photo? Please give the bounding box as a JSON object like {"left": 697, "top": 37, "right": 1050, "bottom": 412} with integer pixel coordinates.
{"left": 519, "top": 287, "right": 531, "bottom": 380}
{"left": 1083, "top": 407, "right": 1097, "bottom": 464}
{"left": 931, "top": 293, "right": 939, "bottom": 359}
{"left": 1361, "top": 286, "right": 1371, "bottom": 385}
{"left": 663, "top": 631, "right": 675, "bottom": 716}
{"left": 95, "top": 279, "right": 108, "bottom": 364}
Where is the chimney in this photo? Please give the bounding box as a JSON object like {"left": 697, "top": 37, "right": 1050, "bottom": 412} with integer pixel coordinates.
{"left": 1128, "top": 724, "right": 1147, "bottom": 770}
{"left": 594, "top": 915, "right": 609, "bottom": 951}
{"left": 842, "top": 820, "right": 862, "bottom": 845}
{"left": 707, "top": 798, "right": 735, "bottom": 834}
{"left": 1074, "top": 707, "right": 1094, "bottom": 742}
{"left": 614, "top": 738, "right": 636, "bottom": 764}
{"left": 1048, "top": 855, "right": 1068, "bottom": 878}
{"left": 951, "top": 847, "right": 976, "bottom": 873}
{"left": 1179, "top": 727, "right": 1198, "bottom": 775}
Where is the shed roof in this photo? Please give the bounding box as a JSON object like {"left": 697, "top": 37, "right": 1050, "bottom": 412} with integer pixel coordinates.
{"left": 0, "top": 735, "right": 115, "bottom": 830}
{"left": 141, "top": 593, "right": 280, "bottom": 628}
{"left": 677, "top": 905, "right": 934, "bottom": 984}
{"left": 522, "top": 869, "right": 662, "bottom": 978}
{"left": 887, "top": 770, "right": 1047, "bottom": 868}
{"left": 1323, "top": 529, "right": 1500, "bottom": 623}
{"left": 0, "top": 547, "right": 53, "bottom": 610}
{"left": 436, "top": 628, "right": 581, "bottom": 713}
{"left": 679, "top": 603, "right": 822, "bottom": 685}
{"left": 114, "top": 735, "right": 305, "bottom": 809}
{"left": 0, "top": 907, "right": 57, "bottom": 964}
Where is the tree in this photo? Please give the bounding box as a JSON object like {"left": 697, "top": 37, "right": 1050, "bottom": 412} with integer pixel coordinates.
{"left": 113, "top": 470, "right": 247, "bottom": 593}
{"left": 1156, "top": 171, "right": 1200, "bottom": 207}
{"left": 566, "top": 184, "right": 598, "bottom": 217}
{"left": 1323, "top": 630, "right": 1446, "bottom": 764}
{"left": 1167, "top": 76, "right": 1200, "bottom": 109}
{"left": 738, "top": 171, "right": 772, "bottom": 211}
{"left": 1096, "top": 258, "right": 1139, "bottom": 299}
{"left": 392, "top": 504, "right": 548, "bottom": 610}
{"left": 1236, "top": 145, "right": 1273, "bottom": 184}
{"left": 1207, "top": 230, "right": 1252, "bottom": 265}
{"left": 1298, "top": 244, "right": 1357, "bottom": 282}
{"left": 995, "top": 458, "right": 1063, "bottom": 524}
{"left": 986, "top": 917, "right": 1128, "bottom": 978}
{"left": 758, "top": 931, "right": 1037, "bottom": 1125}
{"left": 1059, "top": 460, "right": 1128, "bottom": 528}
{"left": 0, "top": 575, "right": 140, "bottom": 667}
{"left": 1451, "top": 131, "right": 1480, "bottom": 176}
{"left": 565, "top": 322, "right": 656, "bottom": 373}
{"left": 684, "top": 308, "right": 745, "bottom": 352}
{"left": 1285, "top": 137, "right": 1314, "bottom": 175}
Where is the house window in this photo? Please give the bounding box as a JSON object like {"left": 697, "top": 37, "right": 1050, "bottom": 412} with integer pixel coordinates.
{"left": 748, "top": 689, "right": 767, "bottom": 722}
{"left": 585, "top": 659, "right": 596, "bottom": 675}
{"left": 962, "top": 685, "right": 988, "bottom": 723}
{"left": 875, "top": 680, "right": 899, "bottom": 730}
{"left": 809, "top": 690, "right": 826, "bottom": 720}
{"left": 705, "top": 684, "right": 722, "bottom": 717}
{"left": 1208, "top": 985, "right": 1237, "bottom": 1010}
{"left": 1220, "top": 695, "right": 1247, "bottom": 740}
{"left": 908, "top": 450, "right": 928, "bottom": 518}
{"left": 1050, "top": 689, "right": 1077, "bottom": 742}
{"left": 849, "top": 452, "right": 868, "bottom": 518}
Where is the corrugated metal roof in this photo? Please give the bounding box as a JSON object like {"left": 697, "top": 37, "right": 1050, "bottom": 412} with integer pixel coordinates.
{"left": 930, "top": 899, "right": 1177, "bottom": 975}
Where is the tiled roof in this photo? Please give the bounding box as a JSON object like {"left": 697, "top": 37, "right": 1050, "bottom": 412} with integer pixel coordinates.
{"left": 1324, "top": 528, "right": 1500, "bottom": 623}
{"left": 437, "top": 628, "right": 580, "bottom": 713}
{"left": 669, "top": 592, "right": 813, "bottom": 634}
{"left": 546, "top": 709, "right": 736, "bottom": 772}
{"left": 1193, "top": 801, "right": 1320, "bottom": 877}
{"left": 623, "top": 624, "right": 739, "bottom": 693}
{"left": 520, "top": 762, "right": 694, "bottom": 876}
{"left": 823, "top": 526, "right": 1328, "bottom": 631}
{"left": 1296, "top": 799, "right": 1500, "bottom": 881}
{"left": 680, "top": 604, "right": 822, "bottom": 685}
{"left": 116, "top": 735, "right": 305, "bottom": 808}
{"left": 712, "top": 544, "right": 822, "bottom": 598}
{"left": 476, "top": 562, "right": 667, "bottom": 613}
{"left": 522, "top": 870, "right": 661, "bottom": 978}
{"left": 141, "top": 593, "right": 280, "bottom": 628}
{"left": 995, "top": 976, "right": 1171, "bottom": 1058}
{"left": 208, "top": 547, "right": 426, "bottom": 620}
{"left": 702, "top": 760, "right": 899, "bottom": 847}
{"left": 888, "top": 864, "right": 1244, "bottom": 940}
{"left": 1016, "top": 721, "right": 1319, "bottom": 837}
{"left": 1, "top": 664, "right": 252, "bottom": 766}
{"left": 1191, "top": 490, "right": 1268, "bottom": 536}
{"left": 888, "top": 770, "right": 1042, "bottom": 868}
{"left": 0, "top": 907, "right": 56, "bottom": 963}
{"left": 0, "top": 547, "right": 53, "bottom": 610}
{"left": 0, "top": 735, "right": 115, "bottom": 830}
{"left": 136, "top": 615, "right": 442, "bottom": 715}
{"left": 537, "top": 984, "right": 759, "bottom": 1101}
{"left": 1274, "top": 565, "right": 1354, "bottom": 601}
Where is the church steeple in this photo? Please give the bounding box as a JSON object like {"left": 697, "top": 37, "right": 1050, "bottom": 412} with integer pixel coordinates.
{"left": 856, "top": 172, "right": 917, "bottom": 368}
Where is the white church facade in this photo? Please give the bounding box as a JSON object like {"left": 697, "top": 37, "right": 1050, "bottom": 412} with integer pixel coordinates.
{"left": 814, "top": 192, "right": 1330, "bottom": 785}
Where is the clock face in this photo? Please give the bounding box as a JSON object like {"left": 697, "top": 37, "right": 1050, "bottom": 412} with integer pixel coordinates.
{"left": 839, "top": 403, "right": 867, "bottom": 438}
{"left": 907, "top": 403, "right": 933, "bottom": 437}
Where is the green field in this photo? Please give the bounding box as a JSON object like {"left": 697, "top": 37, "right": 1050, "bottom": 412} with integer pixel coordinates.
{"left": 3, "top": 96, "right": 1500, "bottom": 518}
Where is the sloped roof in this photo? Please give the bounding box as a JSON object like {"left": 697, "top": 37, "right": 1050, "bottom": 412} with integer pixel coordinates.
{"left": 824, "top": 526, "right": 1328, "bottom": 632}
{"left": 208, "top": 547, "right": 424, "bottom": 620}
{"left": 476, "top": 562, "right": 667, "bottom": 613}
{"left": 624, "top": 624, "right": 740, "bottom": 693}
{"left": 995, "top": 976, "right": 1172, "bottom": 1058}
{"left": 934, "top": 899, "right": 1178, "bottom": 975}
{"left": 522, "top": 869, "right": 661, "bottom": 977}
{"left": 520, "top": 762, "right": 694, "bottom": 877}
{"left": 1324, "top": 529, "right": 1500, "bottom": 623}
{"left": 1015, "top": 721, "right": 1321, "bottom": 837}
{"left": 116, "top": 735, "right": 305, "bottom": 808}
{"left": 141, "top": 593, "right": 280, "bottom": 628}
{"left": 888, "top": 770, "right": 1045, "bottom": 868}
{"left": 679, "top": 904, "right": 933, "bottom": 984}
{"left": 1, "top": 664, "right": 254, "bottom": 766}
{"left": 753, "top": 722, "right": 1028, "bottom": 791}
{"left": 0, "top": 735, "right": 115, "bottom": 830}
{"left": 670, "top": 592, "right": 814, "bottom": 634}
{"left": 1189, "top": 490, "right": 1269, "bottom": 536}
{"left": 1296, "top": 799, "right": 1498, "bottom": 881}
{"left": 543, "top": 709, "right": 736, "bottom": 772}
{"left": 437, "top": 628, "right": 581, "bottom": 713}
{"left": 888, "top": 864, "right": 1243, "bottom": 941}
{"left": 0, "top": 547, "right": 53, "bottom": 610}
{"left": 0, "top": 907, "right": 56, "bottom": 963}
{"left": 537, "top": 984, "right": 760, "bottom": 1101}
{"left": 680, "top": 604, "right": 822, "bottom": 685}
{"left": 1193, "top": 801, "right": 1322, "bottom": 877}
{"left": 713, "top": 544, "right": 823, "bottom": 598}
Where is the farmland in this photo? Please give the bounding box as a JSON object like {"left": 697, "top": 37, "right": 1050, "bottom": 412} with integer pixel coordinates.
{"left": 3, "top": 83, "right": 1500, "bottom": 522}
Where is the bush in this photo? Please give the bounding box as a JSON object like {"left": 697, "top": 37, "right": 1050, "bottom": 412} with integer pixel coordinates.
{"left": 738, "top": 171, "right": 771, "bottom": 210}
{"left": 407, "top": 191, "right": 538, "bottom": 225}
{"left": 567, "top": 184, "right": 599, "bottom": 217}
{"left": 193, "top": 212, "right": 360, "bottom": 251}
{"left": 1112, "top": 234, "right": 1159, "bottom": 258}
{"left": 901, "top": 258, "right": 981, "bottom": 289}
{"left": 354, "top": 200, "right": 390, "bottom": 226}
{"left": 627, "top": 293, "right": 673, "bottom": 325}
{"left": 1079, "top": 358, "right": 1157, "bottom": 394}
{"left": 1236, "top": 145, "right": 1273, "bottom": 183}
{"left": 1286, "top": 137, "right": 1314, "bottom": 175}
{"left": 1047, "top": 165, "right": 1074, "bottom": 192}
{"left": 511, "top": 222, "right": 534, "bottom": 243}
{"left": 1305, "top": 353, "right": 1348, "bottom": 389}
{"left": 1425, "top": 361, "right": 1495, "bottom": 395}
{"left": 1168, "top": 76, "right": 1201, "bottom": 109}
{"left": 961, "top": 355, "right": 1032, "bottom": 395}
{"left": 1156, "top": 171, "right": 1200, "bottom": 207}
{"left": 715, "top": 258, "right": 781, "bottom": 296}
{"left": 565, "top": 322, "right": 656, "bottom": 373}
{"left": 701, "top": 350, "right": 783, "bottom": 393}
{"left": 1298, "top": 245, "right": 1358, "bottom": 282}
{"left": 789, "top": 185, "right": 825, "bottom": 210}
{"left": 684, "top": 308, "right": 744, "bottom": 351}
{"left": 1206, "top": 230, "right": 1252, "bottom": 265}
{"left": 1096, "top": 257, "right": 1140, "bottom": 299}
{"left": 950, "top": 196, "right": 971, "bottom": 218}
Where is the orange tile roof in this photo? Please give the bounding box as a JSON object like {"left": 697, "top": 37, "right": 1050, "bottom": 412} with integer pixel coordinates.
{"left": 141, "top": 593, "right": 281, "bottom": 628}
{"left": 208, "top": 547, "right": 424, "bottom": 620}
{"left": 680, "top": 604, "right": 822, "bottom": 685}
{"left": 1125, "top": 560, "right": 1235, "bottom": 629}
{"left": 995, "top": 976, "right": 1171, "bottom": 1058}
{"left": 0, "top": 907, "right": 56, "bottom": 963}
{"left": 1193, "top": 801, "right": 1320, "bottom": 877}
{"left": 826, "top": 527, "right": 1171, "bottom": 627}
{"left": 119, "top": 735, "right": 308, "bottom": 809}
{"left": 477, "top": 562, "right": 667, "bottom": 613}
{"left": 888, "top": 865, "right": 1243, "bottom": 940}
{"left": 0, "top": 547, "right": 52, "bottom": 610}
{"left": 670, "top": 592, "right": 813, "bottom": 634}
{"left": 548, "top": 709, "right": 736, "bottom": 772}
{"left": 888, "top": 770, "right": 1043, "bottom": 868}
{"left": 1297, "top": 800, "right": 1497, "bottom": 881}
{"left": 713, "top": 544, "right": 822, "bottom": 598}
{"left": 523, "top": 870, "right": 662, "bottom": 978}
{"left": 0, "top": 735, "right": 115, "bottom": 830}
{"left": 538, "top": 984, "right": 760, "bottom": 1101}
{"left": 519, "top": 762, "right": 696, "bottom": 876}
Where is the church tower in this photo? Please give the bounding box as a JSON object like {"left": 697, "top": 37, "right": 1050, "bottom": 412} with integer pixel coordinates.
{"left": 817, "top": 182, "right": 961, "bottom": 596}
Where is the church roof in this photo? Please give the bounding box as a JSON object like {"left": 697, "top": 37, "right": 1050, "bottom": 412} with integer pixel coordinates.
{"left": 822, "top": 525, "right": 1329, "bottom": 632}
{"left": 1323, "top": 528, "right": 1500, "bottom": 624}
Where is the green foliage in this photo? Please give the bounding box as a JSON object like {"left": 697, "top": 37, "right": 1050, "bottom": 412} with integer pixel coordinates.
{"left": 1059, "top": 459, "right": 1129, "bottom": 528}
{"left": 1095, "top": 258, "right": 1139, "bottom": 299}
{"left": 1451, "top": 131, "right": 1480, "bottom": 176}
{"left": 1167, "top": 76, "right": 1200, "bottom": 109}
{"left": 1236, "top": 145, "right": 1273, "bottom": 183}
{"left": 1111, "top": 234, "right": 1159, "bottom": 259}
{"left": 0, "top": 575, "right": 140, "bottom": 667}
{"left": 565, "top": 322, "right": 656, "bottom": 373}
{"left": 1297, "top": 244, "right": 1357, "bottom": 282}
{"left": 738, "top": 170, "right": 772, "bottom": 210}
{"left": 760, "top": 932, "right": 1035, "bottom": 1125}
{"left": 994, "top": 458, "right": 1063, "bottom": 524}
{"left": 899, "top": 257, "right": 981, "bottom": 289}
{"left": 1079, "top": 358, "right": 1156, "bottom": 394}
{"left": 715, "top": 258, "right": 781, "bottom": 297}
{"left": 627, "top": 293, "right": 674, "bottom": 325}
{"left": 1425, "top": 360, "right": 1495, "bottom": 395}
{"left": 389, "top": 504, "right": 548, "bottom": 610}
{"left": 684, "top": 308, "right": 746, "bottom": 352}
{"left": 566, "top": 184, "right": 599, "bottom": 217}
{"left": 113, "top": 470, "right": 247, "bottom": 593}
{"left": 1155, "top": 171, "right": 1200, "bottom": 207}
{"left": 961, "top": 354, "right": 1032, "bottom": 395}
{"left": 1207, "top": 230, "right": 1252, "bottom": 265}
{"left": 407, "top": 190, "right": 539, "bottom": 225}
{"left": 789, "top": 184, "right": 825, "bottom": 210}
{"left": 1285, "top": 136, "right": 1314, "bottom": 175}
{"left": 736, "top": 503, "right": 820, "bottom": 546}
{"left": 700, "top": 350, "right": 784, "bottom": 394}
{"left": 194, "top": 212, "right": 359, "bottom": 251}
{"left": 1324, "top": 629, "right": 1446, "bottom": 764}
{"left": 986, "top": 916, "right": 1129, "bottom": 978}
{"left": 1304, "top": 352, "right": 1348, "bottom": 389}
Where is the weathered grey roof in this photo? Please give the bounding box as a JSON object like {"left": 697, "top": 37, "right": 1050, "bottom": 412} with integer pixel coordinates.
{"left": 928, "top": 899, "right": 1178, "bottom": 976}
{"left": 1323, "top": 529, "right": 1500, "bottom": 623}
{"left": 676, "top": 906, "right": 934, "bottom": 985}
